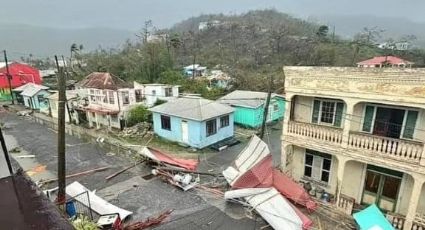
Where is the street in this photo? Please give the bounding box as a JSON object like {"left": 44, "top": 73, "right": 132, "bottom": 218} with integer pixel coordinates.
{"left": 0, "top": 111, "right": 268, "bottom": 229}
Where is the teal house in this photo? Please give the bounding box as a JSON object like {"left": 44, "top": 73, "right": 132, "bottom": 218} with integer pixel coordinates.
{"left": 18, "top": 83, "right": 50, "bottom": 110}
{"left": 149, "top": 97, "right": 234, "bottom": 149}
{"left": 218, "top": 90, "right": 285, "bottom": 128}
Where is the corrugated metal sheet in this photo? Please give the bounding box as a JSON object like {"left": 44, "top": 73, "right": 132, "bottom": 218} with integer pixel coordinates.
{"left": 78, "top": 72, "right": 132, "bottom": 90}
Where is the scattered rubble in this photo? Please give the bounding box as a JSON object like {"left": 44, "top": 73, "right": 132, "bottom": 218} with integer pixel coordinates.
{"left": 17, "top": 110, "right": 33, "bottom": 116}
{"left": 9, "top": 147, "right": 22, "bottom": 153}
{"left": 119, "top": 123, "right": 152, "bottom": 138}
{"left": 123, "top": 209, "right": 173, "bottom": 230}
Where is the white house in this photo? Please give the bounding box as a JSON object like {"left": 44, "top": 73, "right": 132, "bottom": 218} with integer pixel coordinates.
{"left": 76, "top": 72, "right": 135, "bottom": 129}
{"left": 140, "top": 83, "right": 180, "bottom": 107}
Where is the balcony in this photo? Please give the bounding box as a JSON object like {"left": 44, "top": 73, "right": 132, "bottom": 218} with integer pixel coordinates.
{"left": 286, "top": 121, "right": 424, "bottom": 165}
{"left": 348, "top": 132, "right": 423, "bottom": 164}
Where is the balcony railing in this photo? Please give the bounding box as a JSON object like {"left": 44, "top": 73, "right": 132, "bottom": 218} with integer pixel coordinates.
{"left": 386, "top": 212, "right": 425, "bottom": 230}
{"left": 287, "top": 121, "right": 343, "bottom": 145}
{"left": 348, "top": 132, "right": 423, "bottom": 164}
{"left": 286, "top": 121, "right": 424, "bottom": 165}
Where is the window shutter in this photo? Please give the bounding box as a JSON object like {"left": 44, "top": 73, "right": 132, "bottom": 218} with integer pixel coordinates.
{"left": 362, "top": 105, "right": 375, "bottom": 132}
{"left": 312, "top": 156, "right": 322, "bottom": 181}
{"left": 334, "top": 102, "right": 344, "bottom": 127}
{"left": 312, "top": 100, "right": 320, "bottom": 123}
{"left": 403, "top": 110, "right": 418, "bottom": 139}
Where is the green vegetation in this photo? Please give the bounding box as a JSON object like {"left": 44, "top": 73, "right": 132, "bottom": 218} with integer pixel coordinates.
{"left": 67, "top": 9, "right": 425, "bottom": 94}
{"left": 127, "top": 105, "right": 151, "bottom": 126}
{"left": 72, "top": 216, "right": 99, "bottom": 230}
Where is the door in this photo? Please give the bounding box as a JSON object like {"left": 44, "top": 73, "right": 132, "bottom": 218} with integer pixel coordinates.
{"left": 362, "top": 168, "right": 402, "bottom": 212}
{"left": 373, "top": 107, "right": 405, "bottom": 138}
{"left": 181, "top": 120, "right": 189, "bottom": 144}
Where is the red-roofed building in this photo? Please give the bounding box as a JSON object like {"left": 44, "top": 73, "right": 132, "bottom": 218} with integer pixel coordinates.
{"left": 357, "top": 56, "right": 414, "bottom": 68}
{"left": 0, "top": 62, "right": 42, "bottom": 101}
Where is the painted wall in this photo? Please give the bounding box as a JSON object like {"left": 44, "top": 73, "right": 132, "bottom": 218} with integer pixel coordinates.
{"left": 290, "top": 146, "right": 338, "bottom": 194}
{"left": 293, "top": 96, "right": 313, "bottom": 123}
{"left": 233, "top": 97, "right": 285, "bottom": 128}
{"left": 152, "top": 112, "right": 234, "bottom": 148}
{"left": 49, "top": 99, "right": 71, "bottom": 123}
{"left": 23, "top": 90, "right": 50, "bottom": 110}
{"left": 341, "top": 161, "right": 366, "bottom": 203}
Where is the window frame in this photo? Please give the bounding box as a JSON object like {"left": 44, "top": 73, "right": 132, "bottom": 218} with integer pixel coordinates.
{"left": 220, "top": 115, "right": 230, "bottom": 128}
{"left": 108, "top": 91, "right": 115, "bottom": 105}
{"left": 160, "top": 115, "right": 171, "bottom": 131}
{"left": 303, "top": 149, "right": 333, "bottom": 184}
{"left": 121, "top": 91, "right": 130, "bottom": 105}
{"left": 361, "top": 103, "right": 419, "bottom": 140}
{"left": 311, "top": 98, "right": 343, "bottom": 127}
{"left": 206, "top": 119, "right": 217, "bottom": 137}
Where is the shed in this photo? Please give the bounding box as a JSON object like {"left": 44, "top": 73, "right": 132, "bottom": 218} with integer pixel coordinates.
{"left": 218, "top": 90, "right": 285, "bottom": 128}
{"left": 19, "top": 83, "right": 50, "bottom": 110}
{"left": 149, "top": 97, "right": 234, "bottom": 149}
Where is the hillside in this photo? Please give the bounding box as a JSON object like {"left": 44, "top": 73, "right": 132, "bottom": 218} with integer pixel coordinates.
{"left": 0, "top": 23, "right": 135, "bottom": 59}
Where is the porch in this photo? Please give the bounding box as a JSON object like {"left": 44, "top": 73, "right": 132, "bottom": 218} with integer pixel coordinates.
{"left": 287, "top": 121, "right": 425, "bottom": 167}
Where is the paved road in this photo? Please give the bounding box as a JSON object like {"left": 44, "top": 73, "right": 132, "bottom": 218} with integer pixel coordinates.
{"left": 1, "top": 111, "right": 266, "bottom": 229}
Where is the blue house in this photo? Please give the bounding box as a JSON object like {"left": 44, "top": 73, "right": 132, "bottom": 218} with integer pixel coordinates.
{"left": 218, "top": 90, "right": 285, "bottom": 128}
{"left": 19, "top": 83, "right": 50, "bottom": 110}
{"left": 149, "top": 97, "right": 234, "bottom": 149}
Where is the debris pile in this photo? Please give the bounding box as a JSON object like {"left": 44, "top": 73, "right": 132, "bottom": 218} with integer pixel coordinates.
{"left": 17, "top": 110, "right": 33, "bottom": 116}
{"left": 119, "top": 123, "right": 152, "bottom": 138}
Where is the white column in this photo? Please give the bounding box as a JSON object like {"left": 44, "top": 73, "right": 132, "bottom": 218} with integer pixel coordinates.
{"left": 341, "top": 100, "right": 356, "bottom": 148}
{"left": 336, "top": 156, "right": 348, "bottom": 198}
{"left": 420, "top": 144, "right": 425, "bottom": 166}
{"left": 282, "top": 93, "right": 293, "bottom": 137}
{"left": 404, "top": 175, "right": 424, "bottom": 230}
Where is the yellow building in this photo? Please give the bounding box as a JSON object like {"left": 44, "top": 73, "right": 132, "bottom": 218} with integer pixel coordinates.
{"left": 281, "top": 66, "right": 425, "bottom": 229}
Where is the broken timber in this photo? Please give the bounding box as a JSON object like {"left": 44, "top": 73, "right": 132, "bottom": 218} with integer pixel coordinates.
{"left": 105, "top": 160, "right": 145, "bottom": 180}
{"left": 154, "top": 166, "right": 220, "bottom": 176}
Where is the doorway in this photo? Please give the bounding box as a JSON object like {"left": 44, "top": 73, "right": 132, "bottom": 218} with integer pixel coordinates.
{"left": 362, "top": 165, "right": 402, "bottom": 212}
{"left": 181, "top": 120, "right": 189, "bottom": 144}
{"left": 373, "top": 107, "right": 405, "bottom": 138}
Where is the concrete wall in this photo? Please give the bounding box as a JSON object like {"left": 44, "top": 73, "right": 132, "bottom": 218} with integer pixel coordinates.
{"left": 293, "top": 96, "right": 313, "bottom": 123}
{"left": 341, "top": 161, "right": 366, "bottom": 203}
{"left": 0, "top": 152, "right": 11, "bottom": 179}
{"left": 152, "top": 112, "right": 234, "bottom": 149}
{"left": 290, "top": 146, "right": 338, "bottom": 194}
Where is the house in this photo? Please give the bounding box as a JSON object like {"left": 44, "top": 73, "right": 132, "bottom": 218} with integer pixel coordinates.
{"left": 149, "top": 97, "right": 234, "bottom": 149}
{"left": 76, "top": 72, "right": 134, "bottom": 129}
{"left": 281, "top": 66, "right": 425, "bottom": 230}
{"left": 46, "top": 90, "right": 78, "bottom": 123}
{"left": 378, "top": 41, "right": 411, "bottom": 51}
{"left": 0, "top": 62, "right": 42, "bottom": 101}
{"left": 357, "top": 56, "right": 414, "bottom": 68}
{"left": 183, "top": 64, "right": 207, "bottom": 77}
{"left": 16, "top": 83, "right": 50, "bottom": 110}
{"left": 141, "top": 83, "right": 180, "bottom": 107}
{"left": 218, "top": 90, "right": 285, "bottom": 128}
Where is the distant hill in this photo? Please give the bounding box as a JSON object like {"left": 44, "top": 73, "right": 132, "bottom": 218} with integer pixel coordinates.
{"left": 0, "top": 23, "right": 135, "bottom": 59}
{"left": 311, "top": 15, "right": 425, "bottom": 48}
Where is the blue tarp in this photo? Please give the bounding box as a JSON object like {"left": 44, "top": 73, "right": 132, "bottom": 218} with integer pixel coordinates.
{"left": 353, "top": 204, "right": 395, "bottom": 230}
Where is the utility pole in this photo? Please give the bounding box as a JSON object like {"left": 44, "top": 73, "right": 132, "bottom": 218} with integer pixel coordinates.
{"left": 260, "top": 75, "right": 273, "bottom": 139}
{"left": 54, "top": 55, "right": 66, "bottom": 207}
{"left": 3, "top": 50, "right": 14, "bottom": 104}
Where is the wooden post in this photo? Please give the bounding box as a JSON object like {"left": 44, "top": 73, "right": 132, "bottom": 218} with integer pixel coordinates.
{"left": 55, "top": 55, "right": 66, "bottom": 205}
{"left": 260, "top": 75, "right": 273, "bottom": 139}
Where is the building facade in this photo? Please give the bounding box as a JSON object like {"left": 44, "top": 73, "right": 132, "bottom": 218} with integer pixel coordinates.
{"left": 142, "top": 83, "right": 180, "bottom": 107}
{"left": 149, "top": 97, "right": 234, "bottom": 149}
{"left": 281, "top": 66, "right": 425, "bottom": 230}
{"left": 219, "top": 90, "right": 285, "bottom": 128}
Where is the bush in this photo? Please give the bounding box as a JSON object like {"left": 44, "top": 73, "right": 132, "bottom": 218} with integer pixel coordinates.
{"left": 127, "top": 105, "right": 151, "bottom": 126}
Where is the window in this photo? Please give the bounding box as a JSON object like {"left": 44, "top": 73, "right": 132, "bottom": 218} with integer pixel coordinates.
{"left": 108, "top": 91, "right": 115, "bottom": 104}
{"left": 273, "top": 103, "right": 279, "bottom": 112}
{"left": 206, "top": 119, "right": 217, "bottom": 136}
{"left": 152, "top": 90, "right": 156, "bottom": 96}
{"left": 165, "top": 88, "right": 173, "bottom": 97}
{"left": 220, "top": 115, "right": 229, "bottom": 128}
{"left": 111, "top": 114, "right": 118, "bottom": 123}
{"left": 122, "top": 91, "right": 130, "bottom": 105}
{"left": 304, "top": 149, "right": 332, "bottom": 184}
{"left": 312, "top": 99, "right": 344, "bottom": 127}
{"left": 161, "top": 115, "right": 171, "bottom": 131}
{"left": 135, "top": 90, "right": 143, "bottom": 102}
{"left": 102, "top": 90, "right": 107, "bottom": 103}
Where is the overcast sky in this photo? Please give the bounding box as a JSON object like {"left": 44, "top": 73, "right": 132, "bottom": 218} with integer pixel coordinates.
{"left": 1, "top": 0, "right": 425, "bottom": 30}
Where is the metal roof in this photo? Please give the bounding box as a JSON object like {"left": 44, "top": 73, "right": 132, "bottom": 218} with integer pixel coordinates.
{"left": 13, "top": 83, "right": 48, "bottom": 92}
{"left": 19, "top": 83, "right": 49, "bottom": 97}
{"left": 218, "top": 90, "right": 284, "bottom": 109}
{"left": 78, "top": 72, "right": 132, "bottom": 90}
{"left": 149, "top": 97, "right": 234, "bottom": 121}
